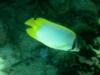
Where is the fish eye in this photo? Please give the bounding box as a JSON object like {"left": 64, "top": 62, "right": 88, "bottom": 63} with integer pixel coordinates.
{"left": 34, "top": 17, "right": 38, "bottom": 20}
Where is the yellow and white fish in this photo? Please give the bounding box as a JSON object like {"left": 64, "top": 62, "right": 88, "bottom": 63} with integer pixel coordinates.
{"left": 25, "top": 18, "right": 79, "bottom": 51}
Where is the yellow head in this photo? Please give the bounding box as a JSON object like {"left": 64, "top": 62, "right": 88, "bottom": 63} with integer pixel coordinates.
{"left": 25, "top": 18, "right": 45, "bottom": 39}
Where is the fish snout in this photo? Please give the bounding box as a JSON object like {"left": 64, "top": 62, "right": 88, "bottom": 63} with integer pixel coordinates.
{"left": 25, "top": 25, "right": 32, "bottom": 28}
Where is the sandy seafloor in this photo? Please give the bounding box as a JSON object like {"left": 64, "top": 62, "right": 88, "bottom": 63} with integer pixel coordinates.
{"left": 0, "top": 0, "right": 100, "bottom": 75}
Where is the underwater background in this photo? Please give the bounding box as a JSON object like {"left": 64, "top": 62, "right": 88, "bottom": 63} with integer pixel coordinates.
{"left": 0, "top": 0, "right": 100, "bottom": 75}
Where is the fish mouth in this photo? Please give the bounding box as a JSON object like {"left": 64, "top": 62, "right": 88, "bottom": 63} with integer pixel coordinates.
{"left": 25, "top": 25, "right": 32, "bottom": 29}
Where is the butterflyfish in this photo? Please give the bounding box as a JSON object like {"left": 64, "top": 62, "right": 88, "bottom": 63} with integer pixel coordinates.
{"left": 25, "top": 18, "right": 78, "bottom": 51}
